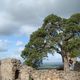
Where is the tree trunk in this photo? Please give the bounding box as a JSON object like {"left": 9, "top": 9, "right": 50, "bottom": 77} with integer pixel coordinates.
{"left": 63, "top": 56, "right": 70, "bottom": 72}
{"left": 61, "top": 51, "right": 70, "bottom": 72}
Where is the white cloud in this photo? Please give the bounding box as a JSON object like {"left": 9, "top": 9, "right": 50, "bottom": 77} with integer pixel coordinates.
{"left": 0, "top": 39, "right": 9, "bottom": 52}
{"left": 0, "top": 0, "right": 79, "bottom": 36}
{"left": 18, "top": 47, "right": 24, "bottom": 52}
{"left": 0, "top": 52, "right": 23, "bottom": 61}
{"left": 16, "top": 40, "right": 25, "bottom": 54}
{"left": 19, "top": 25, "right": 39, "bottom": 36}
{"left": 0, "top": 11, "right": 20, "bottom": 35}
{"left": 16, "top": 40, "right": 24, "bottom": 46}
{"left": 43, "top": 53, "right": 62, "bottom": 63}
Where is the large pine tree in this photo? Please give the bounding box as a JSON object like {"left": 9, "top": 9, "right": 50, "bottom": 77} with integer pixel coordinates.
{"left": 21, "top": 13, "right": 80, "bottom": 71}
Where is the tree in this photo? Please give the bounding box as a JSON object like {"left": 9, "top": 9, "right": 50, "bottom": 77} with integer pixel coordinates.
{"left": 21, "top": 13, "right": 80, "bottom": 71}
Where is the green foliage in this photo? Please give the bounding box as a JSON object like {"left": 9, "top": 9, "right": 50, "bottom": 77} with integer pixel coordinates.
{"left": 43, "top": 14, "right": 61, "bottom": 26}
{"left": 21, "top": 46, "right": 43, "bottom": 68}
{"left": 70, "top": 49, "right": 80, "bottom": 58}
{"left": 21, "top": 28, "right": 48, "bottom": 68}
{"left": 30, "top": 28, "right": 47, "bottom": 41}
{"left": 63, "top": 38, "right": 80, "bottom": 51}
{"left": 21, "top": 13, "right": 80, "bottom": 68}
{"left": 70, "top": 13, "right": 80, "bottom": 24}
{"left": 65, "top": 14, "right": 80, "bottom": 33}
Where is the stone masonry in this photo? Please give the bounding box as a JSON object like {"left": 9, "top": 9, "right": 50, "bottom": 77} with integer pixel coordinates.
{"left": 0, "top": 58, "right": 80, "bottom": 80}
{"left": 0, "top": 58, "right": 21, "bottom": 80}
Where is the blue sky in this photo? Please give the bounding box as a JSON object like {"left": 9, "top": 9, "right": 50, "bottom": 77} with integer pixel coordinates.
{"left": 0, "top": 0, "right": 80, "bottom": 63}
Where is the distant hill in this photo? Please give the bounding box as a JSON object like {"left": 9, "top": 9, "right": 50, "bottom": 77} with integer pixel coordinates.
{"left": 38, "top": 62, "right": 63, "bottom": 69}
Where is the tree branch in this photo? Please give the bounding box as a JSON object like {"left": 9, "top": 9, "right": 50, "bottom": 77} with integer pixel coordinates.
{"left": 64, "top": 34, "right": 74, "bottom": 41}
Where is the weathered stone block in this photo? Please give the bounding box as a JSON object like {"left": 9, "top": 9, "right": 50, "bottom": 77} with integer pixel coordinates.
{"left": 20, "top": 65, "right": 33, "bottom": 80}
{"left": 1, "top": 58, "right": 21, "bottom": 80}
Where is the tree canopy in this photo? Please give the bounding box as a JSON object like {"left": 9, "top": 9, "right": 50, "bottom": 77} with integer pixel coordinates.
{"left": 21, "top": 13, "right": 80, "bottom": 71}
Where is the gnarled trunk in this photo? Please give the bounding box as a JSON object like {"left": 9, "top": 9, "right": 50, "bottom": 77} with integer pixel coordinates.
{"left": 63, "top": 56, "right": 70, "bottom": 72}
{"left": 61, "top": 51, "right": 70, "bottom": 72}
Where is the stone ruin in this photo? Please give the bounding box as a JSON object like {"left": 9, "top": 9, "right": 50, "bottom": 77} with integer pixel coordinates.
{"left": 0, "top": 58, "right": 80, "bottom": 80}
{"left": 0, "top": 59, "right": 21, "bottom": 80}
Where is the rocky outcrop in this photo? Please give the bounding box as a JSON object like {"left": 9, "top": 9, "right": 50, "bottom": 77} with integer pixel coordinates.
{"left": 0, "top": 58, "right": 80, "bottom": 80}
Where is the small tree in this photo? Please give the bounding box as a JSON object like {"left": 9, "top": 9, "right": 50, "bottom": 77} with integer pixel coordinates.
{"left": 21, "top": 13, "right": 80, "bottom": 71}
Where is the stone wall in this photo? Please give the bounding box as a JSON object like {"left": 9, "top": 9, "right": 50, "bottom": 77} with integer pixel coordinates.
{"left": 1, "top": 58, "right": 21, "bottom": 80}
{"left": 0, "top": 58, "right": 80, "bottom": 80}
{"left": 20, "top": 69, "right": 80, "bottom": 80}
